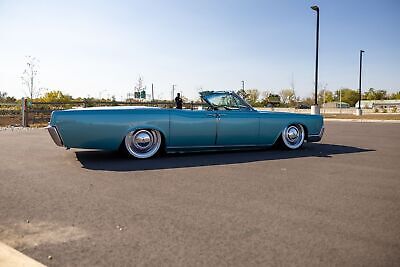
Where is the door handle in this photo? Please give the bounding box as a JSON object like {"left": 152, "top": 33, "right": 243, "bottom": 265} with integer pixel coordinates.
{"left": 207, "top": 114, "right": 217, "bottom": 117}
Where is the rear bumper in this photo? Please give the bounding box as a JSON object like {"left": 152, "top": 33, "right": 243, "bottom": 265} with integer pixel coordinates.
{"left": 307, "top": 126, "right": 324, "bottom": 142}
{"left": 45, "top": 125, "right": 64, "bottom": 147}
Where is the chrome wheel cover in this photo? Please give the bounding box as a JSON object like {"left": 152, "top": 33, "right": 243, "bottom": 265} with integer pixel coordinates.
{"left": 282, "top": 124, "right": 305, "bottom": 149}
{"left": 125, "top": 129, "right": 161, "bottom": 159}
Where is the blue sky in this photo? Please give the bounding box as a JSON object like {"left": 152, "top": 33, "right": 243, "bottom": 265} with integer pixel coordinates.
{"left": 0, "top": 0, "right": 399, "bottom": 100}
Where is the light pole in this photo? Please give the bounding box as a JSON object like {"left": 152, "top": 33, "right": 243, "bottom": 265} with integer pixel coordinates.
{"left": 311, "top": 5, "right": 320, "bottom": 115}
{"left": 356, "top": 50, "right": 365, "bottom": 116}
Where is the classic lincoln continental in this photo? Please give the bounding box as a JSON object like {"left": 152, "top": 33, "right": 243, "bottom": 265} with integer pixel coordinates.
{"left": 46, "top": 91, "right": 324, "bottom": 159}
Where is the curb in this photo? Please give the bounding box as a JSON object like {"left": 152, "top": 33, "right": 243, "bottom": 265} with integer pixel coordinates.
{"left": 0, "top": 242, "right": 45, "bottom": 267}
{"left": 324, "top": 118, "right": 400, "bottom": 123}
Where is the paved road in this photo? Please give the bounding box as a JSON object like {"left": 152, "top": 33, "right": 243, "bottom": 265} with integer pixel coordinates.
{"left": 1, "top": 122, "right": 399, "bottom": 266}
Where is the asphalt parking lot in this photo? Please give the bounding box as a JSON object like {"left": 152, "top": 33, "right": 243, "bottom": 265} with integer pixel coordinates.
{"left": 1, "top": 121, "right": 400, "bottom": 266}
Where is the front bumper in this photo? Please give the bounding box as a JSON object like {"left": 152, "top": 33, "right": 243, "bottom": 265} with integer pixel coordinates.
{"left": 45, "top": 125, "right": 64, "bottom": 147}
{"left": 307, "top": 126, "right": 324, "bottom": 142}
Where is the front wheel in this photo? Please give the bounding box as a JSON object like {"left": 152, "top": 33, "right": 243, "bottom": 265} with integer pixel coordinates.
{"left": 124, "top": 129, "right": 162, "bottom": 159}
{"left": 281, "top": 124, "right": 305, "bottom": 150}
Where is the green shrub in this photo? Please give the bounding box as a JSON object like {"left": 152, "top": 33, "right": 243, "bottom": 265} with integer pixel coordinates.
{"left": 391, "top": 106, "right": 397, "bottom": 113}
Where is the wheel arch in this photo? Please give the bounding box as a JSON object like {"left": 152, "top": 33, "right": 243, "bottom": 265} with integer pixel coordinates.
{"left": 300, "top": 123, "right": 309, "bottom": 141}
{"left": 272, "top": 121, "right": 309, "bottom": 145}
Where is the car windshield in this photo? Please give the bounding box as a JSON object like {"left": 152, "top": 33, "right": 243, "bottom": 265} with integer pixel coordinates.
{"left": 201, "top": 92, "right": 253, "bottom": 110}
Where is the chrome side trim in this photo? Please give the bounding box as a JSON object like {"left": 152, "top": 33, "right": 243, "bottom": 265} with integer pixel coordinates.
{"left": 307, "top": 126, "right": 324, "bottom": 142}
{"left": 45, "top": 125, "right": 64, "bottom": 147}
{"left": 167, "top": 144, "right": 264, "bottom": 149}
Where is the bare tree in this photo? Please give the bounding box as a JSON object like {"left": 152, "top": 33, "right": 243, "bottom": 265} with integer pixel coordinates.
{"left": 260, "top": 90, "right": 270, "bottom": 99}
{"left": 134, "top": 76, "right": 146, "bottom": 100}
{"left": 245, "top": 89, "right": 260, "bottom": 106}
{"left": 21, "top": 56, "right": 40, "bottom": 99}
{"left": 279, "top": 88, "right": 296, "bottom": 105}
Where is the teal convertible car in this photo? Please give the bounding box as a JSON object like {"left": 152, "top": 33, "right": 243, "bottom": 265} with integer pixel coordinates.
{"left": 46, "top": 91, "right": 324, "bottom": 159}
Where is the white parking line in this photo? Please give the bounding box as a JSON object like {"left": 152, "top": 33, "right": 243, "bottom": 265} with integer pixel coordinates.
{"left": 0, "top": 242, "right": 45, "bottom": 267}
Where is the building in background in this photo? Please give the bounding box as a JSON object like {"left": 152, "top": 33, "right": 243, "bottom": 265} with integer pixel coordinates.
{"left": 355, "top": 100, "right": 400, "bottom": 109}
{"left": 322, "top": 102, "right": 350, "bottom": 108}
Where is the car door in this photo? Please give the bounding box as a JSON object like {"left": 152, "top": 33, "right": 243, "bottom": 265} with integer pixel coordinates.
{"left": 216, "top": 109, "right": 260, "bottom": 146}
{"left": 169, "top": 109, "right": 217, "bottom": 147}
{"left": 211, "top": 90, "right": 260, "bottom": 146}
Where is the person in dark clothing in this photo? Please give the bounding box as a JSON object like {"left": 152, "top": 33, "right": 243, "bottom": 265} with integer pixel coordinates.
{"left": 175, "top": 93, "right": 183, "bottom": 109}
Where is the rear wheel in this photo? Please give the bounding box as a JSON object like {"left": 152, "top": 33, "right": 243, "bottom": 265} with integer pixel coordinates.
{"left": 124, "top": 129, "right": 162, "bottom": 159}
{"left": 281, "top": 124, "right": 305, "bottom": 150}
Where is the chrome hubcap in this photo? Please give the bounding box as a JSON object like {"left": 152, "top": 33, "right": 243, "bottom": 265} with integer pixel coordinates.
{"left": 125, "top": 129, "right": 161, "bottom": 159}
{"left": 133, "top": 132, "right": 152, "bottom": 150}
{"left": 282, "top": 124, "right": 305, "bottom": 149}
{"left": 287, "top": 127, "right": 299, "bottom": 141}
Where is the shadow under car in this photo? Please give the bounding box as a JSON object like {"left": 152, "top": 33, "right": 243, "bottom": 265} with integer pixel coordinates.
{"left": 74, "top": 143, "right": 374, "bottom": 172}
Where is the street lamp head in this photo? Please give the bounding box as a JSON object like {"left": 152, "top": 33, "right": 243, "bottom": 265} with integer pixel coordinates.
{"left": 311, "top": 5, "right": 319, "bottom": 11}
{"left": 361, "top": 50, "right": 365, "bottom": 53}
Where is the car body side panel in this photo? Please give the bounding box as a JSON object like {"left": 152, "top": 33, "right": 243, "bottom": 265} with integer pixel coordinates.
{"left": 169, "top": 109, "right": 217, "bottom": 147}
{"left": 51, "top": 108, "right": 170, "bottom": 150}
{"left": 216, "top": 110, "right": 260, "bottom": 145}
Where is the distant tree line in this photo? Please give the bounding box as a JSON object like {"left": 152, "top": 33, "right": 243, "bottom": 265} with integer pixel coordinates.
{"left": 0, "top": 91, "right": 17, "bottom": 103}
{"left": 1, "top": 88, "right": 399, "bottom": 108}
{"left": 238, "top": 87, "right": 400, "bottom": 108}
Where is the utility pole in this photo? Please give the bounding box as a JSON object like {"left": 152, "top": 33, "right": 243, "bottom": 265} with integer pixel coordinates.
{"left": 151, "top": 83, "right": 154, "bottom": 102}
{"left": 291, "top": 73, "right": 295, "bottom": 92}
{"left": 172, "top": 84, "right": 176, "bottom": 101}
{"left": 239, "top": 80, "right": 246, "bottom": 98}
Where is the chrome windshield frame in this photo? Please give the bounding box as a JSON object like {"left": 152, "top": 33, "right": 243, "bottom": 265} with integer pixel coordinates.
{"left": 200, "top": 91, "right": 255, "bottom": 111}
